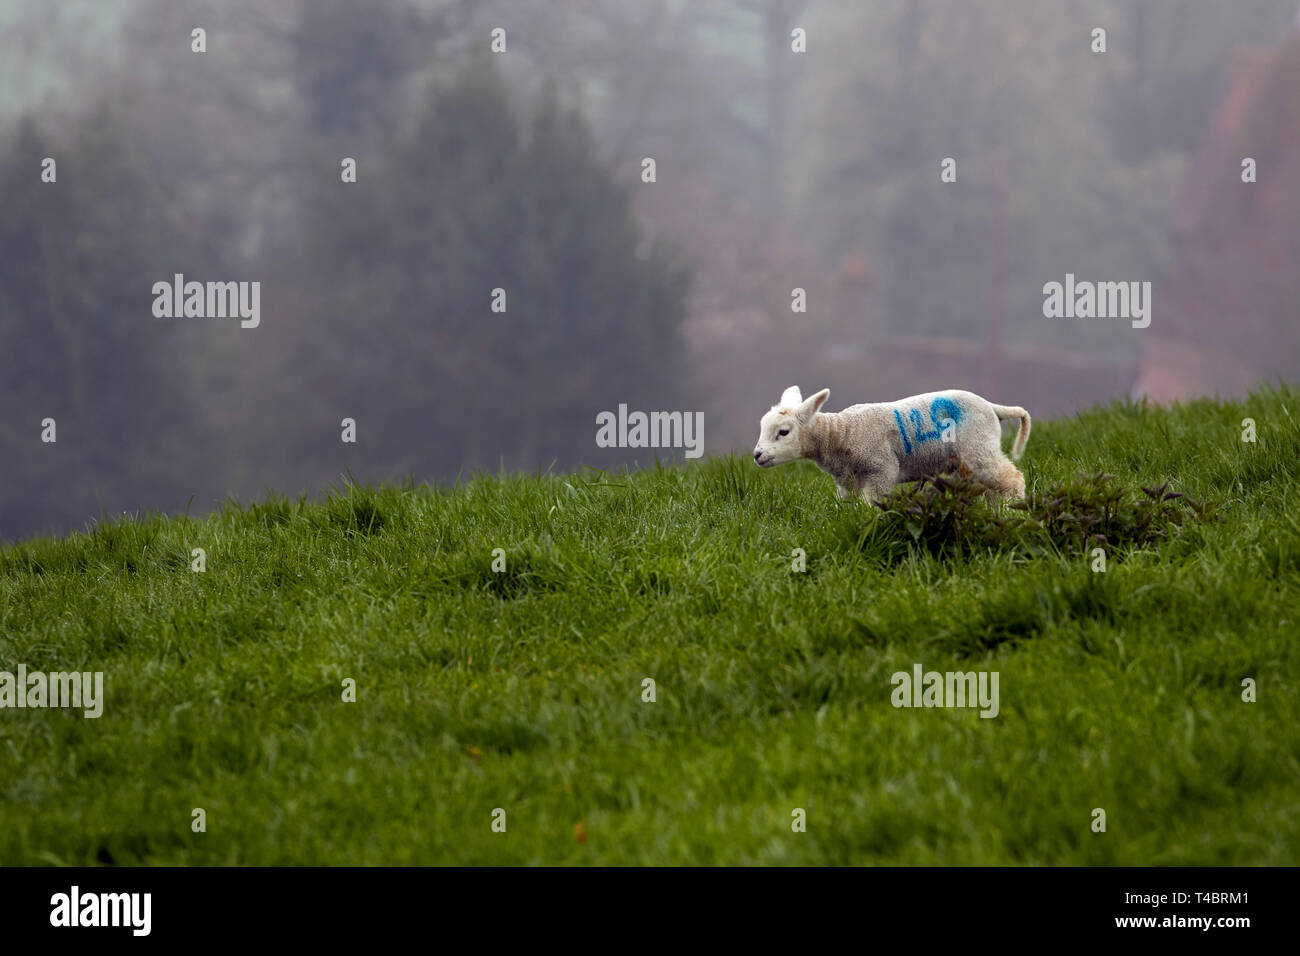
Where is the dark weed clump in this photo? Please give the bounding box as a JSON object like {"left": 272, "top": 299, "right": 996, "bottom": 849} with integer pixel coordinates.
{"left": 864, "top": 470, "right": 1217, "bottom": 561}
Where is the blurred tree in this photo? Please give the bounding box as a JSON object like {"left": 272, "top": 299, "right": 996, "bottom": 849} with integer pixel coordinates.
{"left": 280, "top": 59, "right": 690, "bottom": 478}
{"left": 0, "top": 109, "right": 208, "bottom": 536}
{"left": 1100, "top": 0, "right": 1297, "bottom": 162}
{"left": 795, "top": 0, "right": 1185, "bottom": 356}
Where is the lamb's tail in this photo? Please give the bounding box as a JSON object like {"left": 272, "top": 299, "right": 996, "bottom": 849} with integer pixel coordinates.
{"left": 990, "top": 403, "right": 1031, "bottom": 460}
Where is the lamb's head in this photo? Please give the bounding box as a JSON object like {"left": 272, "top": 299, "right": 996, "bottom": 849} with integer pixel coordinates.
{"left": 752, "top": 386, "right": 830, "bottom": 467}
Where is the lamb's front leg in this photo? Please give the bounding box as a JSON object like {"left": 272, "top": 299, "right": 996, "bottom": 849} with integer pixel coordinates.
{"left": 855, "top": 460, "right": 900, "bottom": 504}
{"left": 819, "top": 461, "right": 857, "bottom": 501}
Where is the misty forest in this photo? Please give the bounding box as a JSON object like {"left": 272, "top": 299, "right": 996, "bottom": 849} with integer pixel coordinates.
{"left": 2, "top": 0, "right": 1298, "bottom": 538}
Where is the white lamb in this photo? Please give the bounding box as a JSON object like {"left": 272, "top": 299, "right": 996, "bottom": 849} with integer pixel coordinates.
{"left": 752, "top": 386, "right": 1031, "bottom": 502}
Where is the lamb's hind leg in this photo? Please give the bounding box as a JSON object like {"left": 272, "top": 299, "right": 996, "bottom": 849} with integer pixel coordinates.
{"left": 953, "top": 444, "right": 1025, "bottom": 503}
{"left": 974, "top": 455, "right": 1025, "bottom": 501}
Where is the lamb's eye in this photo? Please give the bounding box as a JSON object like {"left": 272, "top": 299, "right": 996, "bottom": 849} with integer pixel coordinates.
{"left": 778, "top": 428, "right": 790, "bottom": 437}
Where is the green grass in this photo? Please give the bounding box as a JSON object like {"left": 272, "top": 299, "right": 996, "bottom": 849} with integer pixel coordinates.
{"left": 2, "top": 386, "right": 1298, "bottom": 865}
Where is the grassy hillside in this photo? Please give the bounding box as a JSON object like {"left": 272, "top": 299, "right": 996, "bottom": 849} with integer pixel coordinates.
{"left": 1, "top": 387, "right": 1298, "bottom": 865}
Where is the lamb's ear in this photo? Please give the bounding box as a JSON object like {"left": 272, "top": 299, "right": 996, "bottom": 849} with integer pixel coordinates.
{"left": 779, "top": 386, "right": 803, "bottom": 407}
{"left": 797, "top": 388, "right": 830, "bottom": 420}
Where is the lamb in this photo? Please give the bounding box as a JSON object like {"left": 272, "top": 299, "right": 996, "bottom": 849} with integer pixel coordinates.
{"left": 752, "top": 386, "right": 1030, "bottom": 502}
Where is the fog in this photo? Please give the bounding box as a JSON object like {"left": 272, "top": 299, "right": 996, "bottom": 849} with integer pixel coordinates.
{"left": 2, "top": 0, "right": 1297, "bottom": 539}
